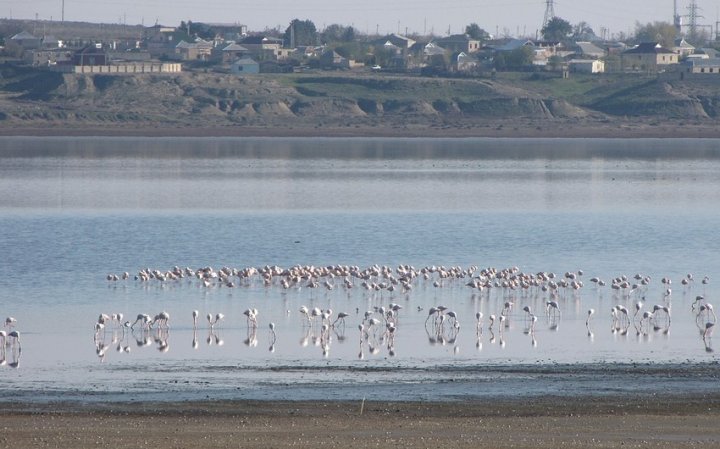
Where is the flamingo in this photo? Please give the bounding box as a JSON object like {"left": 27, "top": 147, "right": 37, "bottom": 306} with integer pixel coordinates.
{"left": 522, "top": 306, "right": 532, "bottom": 320}
{"left": 131, "top": 314, "right": 151, "bottom": 330}
{"left": 192, "top": 310, "right": 199, "bottom": 329}
{"left": 333, "top": 312, "right": 349, "bottom": 328}
{"left": 299, "top": 306, "right": 311, "bottom": 325}
{"left": 244, "top": 309, "right": 258, "bottom": 328}
{"left": 269, "top": 322, "right": 276, "bottom": 340}
{"left": 633, "top": 302, "right": 643, "bottom": 322}
{"left": 698, "top": 304, "right": 717, "bottom": 323}
{"left": 546, "top": 301, "right": 561, "bottom": 319}
{"left": 586, "top": 309, "right": 595, "bottom": 326}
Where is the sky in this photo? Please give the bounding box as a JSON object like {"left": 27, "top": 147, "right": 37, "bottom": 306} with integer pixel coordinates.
{"left": 3, "top": 0, "right": 714, "bottom": 38}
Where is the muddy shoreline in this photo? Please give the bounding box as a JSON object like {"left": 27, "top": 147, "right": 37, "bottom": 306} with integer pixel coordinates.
{"left": 1, "top": 122, "right": 720, "bottom": 139}
{"left": 2, "top": 394, "right": 719, "bottom": 449}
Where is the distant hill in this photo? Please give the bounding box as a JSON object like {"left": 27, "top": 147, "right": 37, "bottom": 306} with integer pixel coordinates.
{"left": 0, "top": 18, "right": 144, "bottom": 40}
{"left": 0, "top": 66, "right": 719, "bottom": 137}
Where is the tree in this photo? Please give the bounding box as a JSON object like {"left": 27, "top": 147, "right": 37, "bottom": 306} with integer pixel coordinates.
{"left": 465, "top": 23, "right": 490, "bottom": 41}
{"left": 541, "top": 17, "right": 572, "bottom": 42}
{"left": 342, "top": 26, "right": 356, "bottom": 42}
{"left": 572, "top": 21, "right": 596, "bottom": 41}
{"left": 372, "top": 45, "right": 397, "bottom": 67}
{"left": 321, "top": 24, "right": 357, "bottom": 43}
{"left": 284, "top": 19, "right": 318, "bottom": 47}
{"left": 634, "top": 21, "right": 676, "bottom": 48}
{"left": 495, "top": 46, "right": 534, "bottom": 70}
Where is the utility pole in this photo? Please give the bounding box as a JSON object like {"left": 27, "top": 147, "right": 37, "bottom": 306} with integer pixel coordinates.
{"left": 61, "top": 0, "right": 64, "bottom": 22}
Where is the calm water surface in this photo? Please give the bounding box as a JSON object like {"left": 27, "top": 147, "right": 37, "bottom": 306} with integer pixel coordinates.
{"left": 0, "top": 137, "right": 718, "bottom": 402}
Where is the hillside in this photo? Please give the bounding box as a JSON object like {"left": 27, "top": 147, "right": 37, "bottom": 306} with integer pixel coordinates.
{"left": 1, "top": 65, "right": 719, "bottom": 137}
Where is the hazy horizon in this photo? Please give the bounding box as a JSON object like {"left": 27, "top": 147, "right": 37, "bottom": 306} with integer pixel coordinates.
{"left": 3, "top": 0, "right": 704, "bottom": 39}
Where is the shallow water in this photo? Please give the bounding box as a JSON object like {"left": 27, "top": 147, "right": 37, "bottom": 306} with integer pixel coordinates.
{"left": 0, "top": 136, "right": 718, "bottom": 402}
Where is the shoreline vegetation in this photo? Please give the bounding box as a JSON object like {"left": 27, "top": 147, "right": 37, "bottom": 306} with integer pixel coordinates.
{"left": 2, "top": 394, "right": 719, "bottom": 448}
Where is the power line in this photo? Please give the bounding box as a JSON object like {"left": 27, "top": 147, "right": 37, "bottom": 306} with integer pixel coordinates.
{"left": 543, "top": 0, "right": 555, "bottom": 28}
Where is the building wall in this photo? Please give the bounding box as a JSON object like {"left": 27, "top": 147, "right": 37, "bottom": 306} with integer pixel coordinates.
{"left": 570, "top": 60, "right": 605, "bottom": 73}
{"left": 621, "top": 53, "right": 678, "bottom": 71}
{"left": 50, "top": 63, "right": 182, "bottom": 74}
{"left": 230, "top": 63, "right": 259, "bottom": 74}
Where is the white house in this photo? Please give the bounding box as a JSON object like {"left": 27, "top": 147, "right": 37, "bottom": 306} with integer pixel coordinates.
{"left": 230, "top": 57, "right": 259, "bottom": 74}
{"left": 569, "top": 59, "right": 605, "bottom": 73}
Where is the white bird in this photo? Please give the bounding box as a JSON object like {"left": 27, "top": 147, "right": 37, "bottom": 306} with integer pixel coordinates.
{"left": 192, "top": 310, "right": 199, "bottom": 329}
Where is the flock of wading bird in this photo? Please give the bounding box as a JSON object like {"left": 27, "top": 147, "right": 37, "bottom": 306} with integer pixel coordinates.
{"left": 99, "top": 265, "right": 718, "bottom": 359}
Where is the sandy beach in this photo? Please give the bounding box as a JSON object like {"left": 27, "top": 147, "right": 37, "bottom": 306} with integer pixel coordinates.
{"left": 2, "top": 394, "right": 719, "bottom": 449}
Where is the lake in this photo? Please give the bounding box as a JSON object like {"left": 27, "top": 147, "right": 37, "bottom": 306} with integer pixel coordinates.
{"left": 0, "top": 136, "right": 718, "bottom": 402}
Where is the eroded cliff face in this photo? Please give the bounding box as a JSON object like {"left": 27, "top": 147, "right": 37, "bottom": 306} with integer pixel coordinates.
{"left": 0, "top": 68, "right": 719, "bottom": 132}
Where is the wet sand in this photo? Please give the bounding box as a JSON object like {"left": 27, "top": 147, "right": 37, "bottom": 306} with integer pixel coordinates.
{"left": 3, "top": 394, "right": 719, "bottom": 448}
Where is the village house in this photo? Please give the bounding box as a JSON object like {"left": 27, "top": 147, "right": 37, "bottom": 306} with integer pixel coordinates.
{"left": 385, "top": 34, "right": 415, "bottom": 49}
{"left": 201, "top": 22, "right": 248, "bottom": 42}
{"left": 621, "top": 42, "right": 678, "bottom": 72}
{"left": 572, "top": 41, "right": 606, "bottom": 59}
{"left": 143, "top": 25, "right": 187, "bottom": 59}
{"left": 230, "top": 57, "right": 259, "bottom": 74}
{"left": 73, "top": 45, "right": 109, "bottom": 66}
{"left": 681, "top": 57, "right": 720, "bottom": 74}
{"left": 672, "top": 38, "right": 695, "bottom": 58}
{"left": 455, "top": 52, "right": 478, "bottom": 72}
{"left": 10, "top": 31, "right": 41, "bottom": 50}
{"left": 218, "top": 42, "right": 249, "bottom": 64}
{"left": 175, "top": 39, "right": 213, "bottom": 61}
{"left": 239, "top": 35, "right": 293, "bottom": 60}
{"left": 27, "top": 48, "right": 73, "bottom": 66}
{"left": 491, "top": 38, "right": 536, "bottom": 57}
{"left": 568, "top": 59, "right": 605, "bottom": 73}
{"left": 436, "top": 34, "right": 481, "bottom": 54}
{"left": 423, "top": 42, "right": 447, "bottom": 58}
{"left": 319, "top": 49, "right": 364, "bottom": 69}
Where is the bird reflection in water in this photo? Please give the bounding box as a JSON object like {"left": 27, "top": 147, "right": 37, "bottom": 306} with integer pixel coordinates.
{"left": 206, "top": 328, "right": 223, "bottom": 347}
{"left": 244, "top": 325, "right": 258, "bottom": 348}
{"left": 93, "top": 324, "right": 169, "bottom": 361}
{"left": 268, "top": 323, "right": 276, "bottom": 352}
{"left": 0, "top": 332, "right": 21, "bottom": 369}
{"left": 702, "top": 322, "right": 714, "bottom": 352}
{"left": 424, "top": 307, "right": 459, "bottom": 352}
